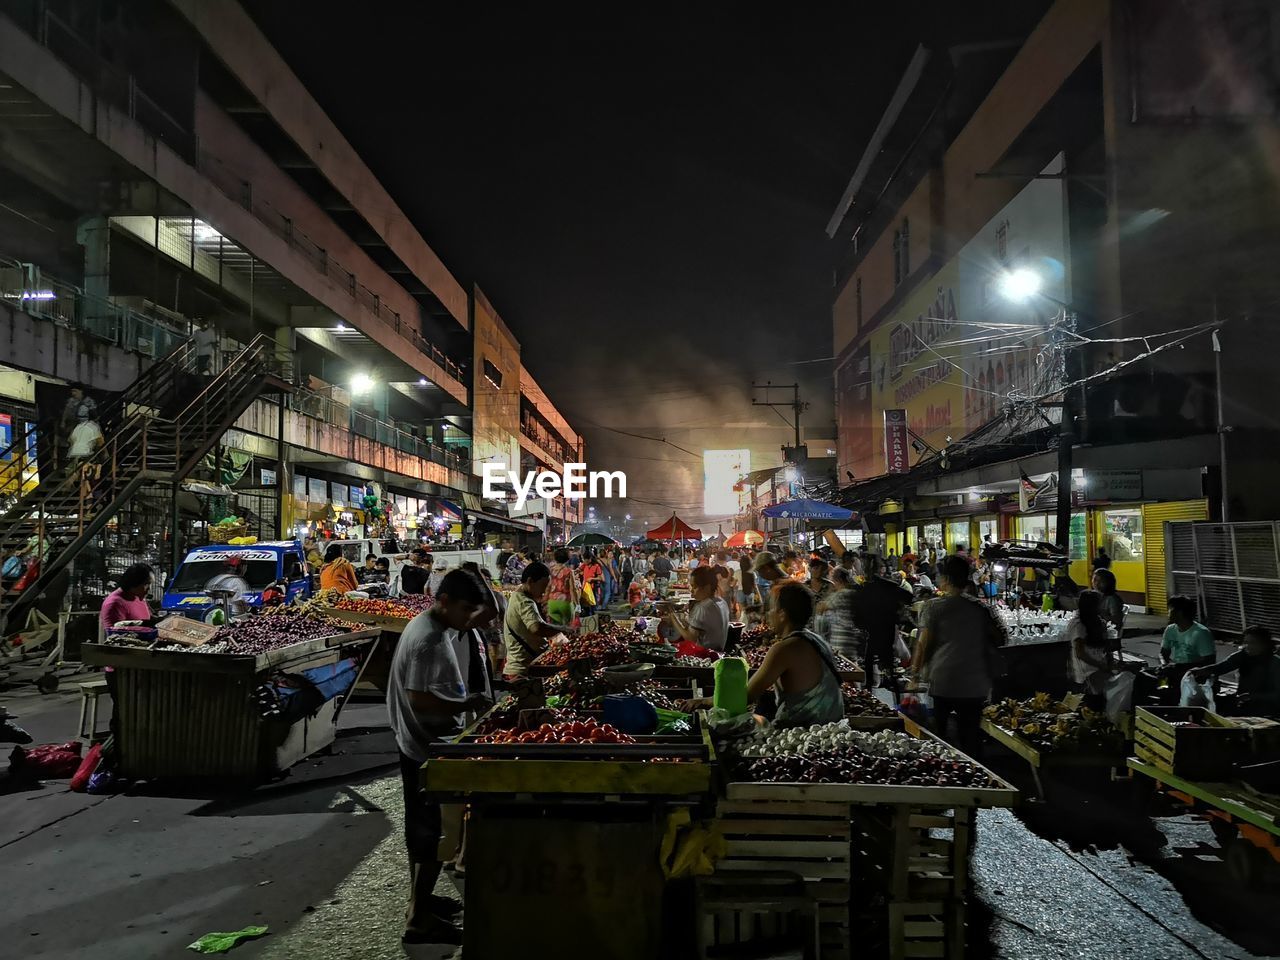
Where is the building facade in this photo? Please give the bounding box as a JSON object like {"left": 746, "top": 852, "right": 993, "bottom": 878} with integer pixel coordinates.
{"left": 829, "top": 0, "right": 1280, "bottom": 608}
{"left": 0, "top": 0, "right": 579, "bottom": 602}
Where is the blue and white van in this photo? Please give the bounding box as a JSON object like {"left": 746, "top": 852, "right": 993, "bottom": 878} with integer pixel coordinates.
{"left": 163, "top": 540, "right": 311, "bottom": 620}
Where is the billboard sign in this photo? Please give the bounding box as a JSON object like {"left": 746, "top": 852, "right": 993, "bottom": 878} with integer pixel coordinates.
{"left": 703, "top": 449, "right": 750, "bottom": 516}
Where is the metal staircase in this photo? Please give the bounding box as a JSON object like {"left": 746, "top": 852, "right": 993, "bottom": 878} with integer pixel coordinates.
{"left": 0, "top": 334, "right": 289, "bottom": 634}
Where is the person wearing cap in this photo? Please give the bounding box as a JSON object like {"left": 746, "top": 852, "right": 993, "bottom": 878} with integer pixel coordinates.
{"left": 751, "top": 551, "right": 793, "bottom": 619}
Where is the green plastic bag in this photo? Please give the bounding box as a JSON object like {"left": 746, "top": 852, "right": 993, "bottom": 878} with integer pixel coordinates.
{"left": 187, "top": 926, "right": 268, "bottom": 954}
{"left": 713, "top": 657, "right": 749, "bottom": 716}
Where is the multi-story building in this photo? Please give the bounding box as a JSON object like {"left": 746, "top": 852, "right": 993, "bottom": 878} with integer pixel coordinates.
{"left": 0, "top": 0, "right": 578, "bottom": 614}
{"left": 828, "top": 0, "right": 1280, "bottom": 608}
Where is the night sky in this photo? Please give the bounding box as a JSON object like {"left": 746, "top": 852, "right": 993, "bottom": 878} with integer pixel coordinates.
{"left": 251, "top": 3, "right": 1038, "bottom": 530}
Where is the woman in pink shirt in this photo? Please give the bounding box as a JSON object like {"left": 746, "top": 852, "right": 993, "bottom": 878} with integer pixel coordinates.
{"left": 100, "top": 563, "right": 155, "bottom": 631}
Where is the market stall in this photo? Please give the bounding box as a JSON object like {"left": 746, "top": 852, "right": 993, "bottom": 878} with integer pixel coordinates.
{"left": 1129, "top": 707, "right": 1280, "bottom": 885}
{"left": 82, "top": 609, "right": 380, "bottom": 780}
{"left": 980, "top": 693, "right": 1130, "bottom": 799}
{"left": 420, "top": 634, "right": 1015, "bottom": 960}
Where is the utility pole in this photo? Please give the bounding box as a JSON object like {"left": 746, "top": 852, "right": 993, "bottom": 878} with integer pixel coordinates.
{"left": 751, "top": 382, "right": 807, "bottom": 452}
{"left": 1054, "top": 308, "right": 1078, "bottom": 554}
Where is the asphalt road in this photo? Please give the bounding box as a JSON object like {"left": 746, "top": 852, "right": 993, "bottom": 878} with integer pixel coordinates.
{"left": 1, "top": 624, "right": 1276, "bottom": 960}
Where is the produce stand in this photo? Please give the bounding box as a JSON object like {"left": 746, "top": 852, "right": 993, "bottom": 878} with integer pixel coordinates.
{"left": 81, "top": 627, "right": 379, "bottom": 780}
{"left": 714, "top": 722, "right": 1017, "bottom": 960}
{"left": 422, "top": 702, "right": 717, "bottom": 960}
{"left": 980, "top": 718, "right": 1129, "bottom": 801}
{"left": 1129, "top": 757, "right": 1280, "bottom": 884}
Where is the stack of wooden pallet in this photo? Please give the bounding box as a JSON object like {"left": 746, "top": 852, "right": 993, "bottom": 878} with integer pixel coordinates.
{"left": 710, "top": 797, "right": 852, "bottom": 959}
{"left": 852, "top": 803, "right": 974, "bottom": 959}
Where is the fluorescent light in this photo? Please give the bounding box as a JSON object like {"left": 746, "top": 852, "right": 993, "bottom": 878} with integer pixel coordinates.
{"left": 998, "top": 268, "right": 1041, "bottom": 302}
{"left": 418, "top": 378, "right": 427, "bottom": 386}
{"left": 335, "top": 323, "right": 347, "bottom": 332}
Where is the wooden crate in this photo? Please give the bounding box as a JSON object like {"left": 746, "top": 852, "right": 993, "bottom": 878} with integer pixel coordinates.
{"left": 850, "top": 805, "right": 974, "bottom": 960}
{"left": 1134, "top": 706, "right": 1252, "bottom": 780}
{"left": 887, "top": 900, "right": 965, "bottom": 960}
{"left": 713, "top": 798, "right": 851, "bottom": 959}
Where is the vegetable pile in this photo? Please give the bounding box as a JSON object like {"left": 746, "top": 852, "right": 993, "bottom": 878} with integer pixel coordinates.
{"left": 745, "top": 749, "right": 994, "bottom": 787}
{"left": 531, "top": 630, "right": 632, "bottom": 668}
{"left": 476, "top": 718, "right": 636, "bottom": 745}
{"left": 195, "top": 610, "right": 362, "bottom": 654}
{"left": 332, "top": 594, "right": 432, "bottom": 619}
{"left": 543, "top": 670, "right": 679, "bottom": 710}
{"left": 983, "top": 694, "right": 1126, "bottom": 754}
{"left": 842, "top": 684, "right": 897, "bottom": 718}
{"left": 735, "top": 722, "right": 996, "bottom": 787}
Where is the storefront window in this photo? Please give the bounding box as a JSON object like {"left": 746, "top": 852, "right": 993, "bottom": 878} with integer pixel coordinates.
{"left": 946, "top": 520, "right": 970, "bottom": 552}
{"left": 978, "top": 518, "right": 997, "bottom": 546}
{"left": 1018, "top": 514, "right": 1050, "bottom": 545}
{"left": 919, "top": 522, "right": 943, "bottom": 555}
{"left": 1102, "top": 508, "right": 1144, "bottom": 561}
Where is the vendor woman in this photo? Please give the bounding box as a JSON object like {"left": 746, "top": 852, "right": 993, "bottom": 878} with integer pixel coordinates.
{"left": 100, "top": 563, "right": 156, "bottom": 631}
{"left": 319, "top": 543, "right": 359, "bottom": 593}
{"left": 684, "top": 581, "right": 843, "bottom": 727}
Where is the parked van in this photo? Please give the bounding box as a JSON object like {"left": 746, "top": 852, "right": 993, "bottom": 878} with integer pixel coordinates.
{"left": 164, "top": 541, "right": 311, "bottom": 620}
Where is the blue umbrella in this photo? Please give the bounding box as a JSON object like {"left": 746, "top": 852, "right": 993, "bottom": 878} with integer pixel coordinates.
{"left": 761, "top": 498, "right": 855, "bottom": 521}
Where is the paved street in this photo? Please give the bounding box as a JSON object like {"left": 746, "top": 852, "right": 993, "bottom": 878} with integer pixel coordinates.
{"left": 1, "top": 622, "right": 1276, "bottom": 960}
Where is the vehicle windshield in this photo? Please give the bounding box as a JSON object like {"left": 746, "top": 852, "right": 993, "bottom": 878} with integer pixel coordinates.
{"left": 170, "top": 558, "right": 279, "bottom": 592}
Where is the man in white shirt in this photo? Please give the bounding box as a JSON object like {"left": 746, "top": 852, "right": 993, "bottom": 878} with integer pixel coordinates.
{"left": 388, "top": 569, "right": 495, "bottom": 945}
{"left": 67, "top": 414, "right": 103, "bottom": 460}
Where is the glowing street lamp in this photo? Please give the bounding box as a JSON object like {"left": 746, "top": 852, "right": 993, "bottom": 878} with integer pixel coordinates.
{"left": 351, "top": 372, "right": 375, "bottom": 395}
{"left": 997, "top": 267, "right": 1042, "bottom": 302}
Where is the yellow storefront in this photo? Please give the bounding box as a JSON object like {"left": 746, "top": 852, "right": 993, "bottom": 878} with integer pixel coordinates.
{"left": 1012, "top": 500, "right": 1208, "bottom": 608}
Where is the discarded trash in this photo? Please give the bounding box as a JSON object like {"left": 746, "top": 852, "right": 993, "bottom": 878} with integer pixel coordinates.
{"left": 186, "top": 925, "right": 268, "bottom": 954}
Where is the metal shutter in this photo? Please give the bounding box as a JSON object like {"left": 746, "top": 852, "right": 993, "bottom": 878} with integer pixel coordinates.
{"left": 1143, "top": 500, "right": 1208, "bottom": 614}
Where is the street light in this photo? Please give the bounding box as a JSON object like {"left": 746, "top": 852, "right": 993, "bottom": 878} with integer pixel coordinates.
{"left": 996, "top": 264, "right": 1074, "bottom": 557}
{"left": 351, "top": 373, "right": 375, "bottom": 395}
{"left": 997, "top": 267, "right": 1042, "bottom": 302}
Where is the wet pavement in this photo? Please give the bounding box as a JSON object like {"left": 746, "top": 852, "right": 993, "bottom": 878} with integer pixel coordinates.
{"left": 2, "top": 630, "right": 1278, "bottom": 960}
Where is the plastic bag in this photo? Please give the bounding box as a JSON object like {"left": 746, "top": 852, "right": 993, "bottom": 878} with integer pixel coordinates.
{"left": 1104, "top": 671, "right": 1136, "bottom": 723}
{"left": 654, "top": 708, "right": 691, "bottom": 735}
{"left": 10, "top": 741, "right": 83, "bottom": 778}
{"left": 892, "top": 632, "right": 911, "bottom": 667}
{"left": 69, "top": 741, "right": 104, "bottom": 792}
{"left": 581, "top": 581, "right": 596, "bottom": 606}
{"left": 899, "top": 685, "right": 932, "bottom": 724}
{"left": 1179, "top": 671, "right": 1216, "bottom": 711}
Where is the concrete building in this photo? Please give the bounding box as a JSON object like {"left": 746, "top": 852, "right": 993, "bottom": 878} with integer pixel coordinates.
{"left": 828, "top": 0, "right": 1280, "bottom": 608}
{"left": 0, "top": 0, "right": 579, "bottom": 606}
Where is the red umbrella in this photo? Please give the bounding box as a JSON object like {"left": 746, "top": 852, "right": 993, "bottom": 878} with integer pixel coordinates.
{"left": 724, "top": 529, "right": 765, "bottom": 549}
{"left": 645, "top": 514, "right": 702, "bottom": 541}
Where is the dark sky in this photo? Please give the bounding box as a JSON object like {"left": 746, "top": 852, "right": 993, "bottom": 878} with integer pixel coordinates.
{"left": 250, "top": 3, "right": 1038, "bottom": 530}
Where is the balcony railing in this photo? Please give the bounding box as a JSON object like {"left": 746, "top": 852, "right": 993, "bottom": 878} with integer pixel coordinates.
{"left": 286, "top": 389, "right": 465, "bottom": 472}
{"left": 520, "top": 415, "right": 575, "bottom": 465}
{"left": 0, "top": 254, "right": 189, "bottom": 358}
{"left": 196, "top": 151, "right": 467, "bottom": 387}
